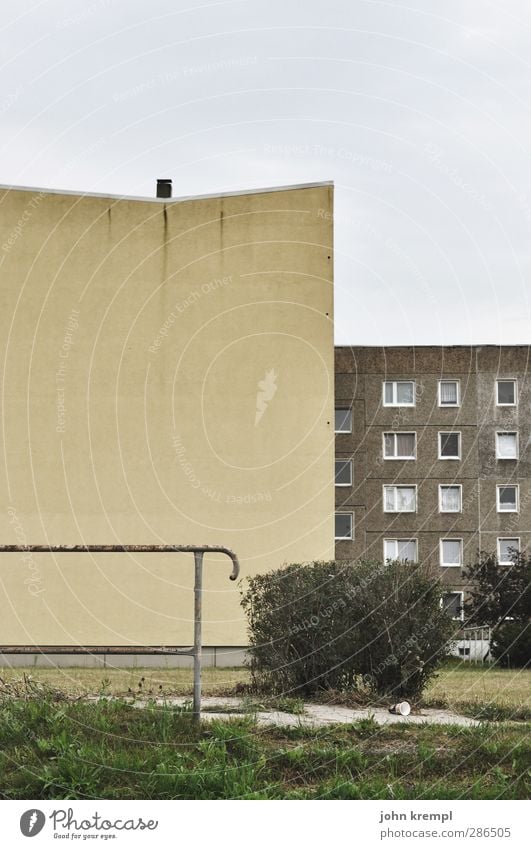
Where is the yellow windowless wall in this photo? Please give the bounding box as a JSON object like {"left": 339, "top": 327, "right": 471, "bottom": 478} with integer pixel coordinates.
{"left": 0, "top": 182, "right": 334, "bottom": 647}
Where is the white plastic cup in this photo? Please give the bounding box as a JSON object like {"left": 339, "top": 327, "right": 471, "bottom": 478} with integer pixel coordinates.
{"left": 396, "top": 701, "right": 411, "bottom": 716}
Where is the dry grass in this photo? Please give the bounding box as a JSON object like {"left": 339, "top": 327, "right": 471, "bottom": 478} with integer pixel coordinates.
{"left": 0, "top": 665, "right": 249, "bottom": 698}
{"left": 423, "top": 661, "right": 531, "bottom": 719}
{"left": 0, "top": 661, "right": 529, "bottom": 718}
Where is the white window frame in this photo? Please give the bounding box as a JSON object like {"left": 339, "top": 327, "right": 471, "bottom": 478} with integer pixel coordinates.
{"left": 496, "top": 378, "right": 517, "bottom": 407}
{"left": 440, "top": 591, "right": 464, "bottom": 621}
{"left": 335, "top": 407, "right": 352, "bottom": 434}
{"left": 497, "top": 537, "right": 520, "bottom": 565}
{"left": 438, "top": 431, "right": 461, "bottom": 460}
{"left": 438, "top": 379, "right": 460, "bottom": 407}
{"left": 382, "top": 431, "right": 417, "bottom": 460}
{"left": 382, "top": 380, "right": 416, "bottom": 407}
{"left": 383, "top": 538, "right": 418, "bottom": 562}
{"left": 496, "top": 484, "right": 519, "bottom": 513}
{"left": 383, "top": 484, "right": 417, "bottom": 513}
{"left": 439, "top": 484, "right": 462, "bottom": 513}
{"left": 496, "top": 431, "right": 519, "bottom": 460}
{"left": 335, "top": 512, "right": 354, "bottom": 540}
{"left": 335, "top": 458, "right": 352, "bottom": 487}
{"left": 439, "top": 538, "right": 463, "bottom": 567}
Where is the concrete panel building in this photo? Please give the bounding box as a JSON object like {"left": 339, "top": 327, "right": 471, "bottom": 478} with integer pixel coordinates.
{"left": 335, "top": 345, "right": 531, "bottom": 621}
{"left": 0, "top": 180, "right": 334, "bottom": 663}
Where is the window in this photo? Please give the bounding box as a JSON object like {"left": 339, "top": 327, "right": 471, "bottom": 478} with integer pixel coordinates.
{"left": 441, "top": 591, "right": 464, "bottom": 621}
{"left": 439, "top": 380, "right": 460, "bottom": 406}
{"left": 383, "top": 380, "right": 415, "bottom": 407}
{"left": 383, "top": 432, "right": 416, "bottom": 459}
{"left": 335, "top": 459, "right": 352, "bottom": 486}
{"left": 439, "top": 432, "right": 461, "bottom": 460}
{"left": 335, "top": 407, "right": 352, "bottom": 433}
{"left": 384, "top": 539, "right": 418, "bottom": 562}
{"left": 497, "top": 537, "right": 520, "bottom": 565}
{"left": 440, "top": 539, "right": 463, "bottom": 567}
{"left": 496, "top": 432, "right": 518, "bottom": 459}
{"left": 383, "top": 485, "right": 417, "bottom": 512}
{"left": 496, "top": 379, "right": 517, "bottom": 406}
{"left": 439, "top": 485, "right": 462, "bottom": 512}
{"left": 335, "top": 512, "right": 353, "bottom": 540}
{"left": 497, "top": 485, "right": 519, "bottom": 512}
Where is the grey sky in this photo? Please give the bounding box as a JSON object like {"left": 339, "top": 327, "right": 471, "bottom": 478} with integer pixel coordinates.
{"left": 1, "top": 0, "right": 530, "bottom": 344}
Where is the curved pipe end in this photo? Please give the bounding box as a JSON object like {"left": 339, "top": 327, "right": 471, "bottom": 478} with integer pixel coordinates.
{"left": 229, "top": 555, "right": 240, "bottom": 581}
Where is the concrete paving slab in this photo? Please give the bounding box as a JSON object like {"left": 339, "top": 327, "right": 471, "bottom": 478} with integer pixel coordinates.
{"left": 87, "top": 695, "right": 479, "bottom": 727}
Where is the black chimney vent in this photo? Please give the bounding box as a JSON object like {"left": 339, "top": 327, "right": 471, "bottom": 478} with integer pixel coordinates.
{"left": 156, "top": 179, "right": 172, "bottom": 198}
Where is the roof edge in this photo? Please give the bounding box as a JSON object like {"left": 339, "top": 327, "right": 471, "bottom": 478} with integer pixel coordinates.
{"left": 334, "top": 344, "right": 531, "bottom": 349}
{"left": 0, "top": 180, "right": 334, "bottom": 205}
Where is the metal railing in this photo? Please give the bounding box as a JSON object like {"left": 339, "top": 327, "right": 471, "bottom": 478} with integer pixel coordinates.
{"left": 461, "top": 625, "right": 491, "bottom": 663}
{"left": 0, "top": 544, "right": 240, "bottom": 721}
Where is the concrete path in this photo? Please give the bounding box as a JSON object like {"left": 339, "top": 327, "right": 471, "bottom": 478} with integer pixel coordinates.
{"left": 90, "top": 695, "right": 479, "bottom": 727}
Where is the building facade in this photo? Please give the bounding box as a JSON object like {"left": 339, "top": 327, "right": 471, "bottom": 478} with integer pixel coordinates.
{"left": 335, "top": 345, "right": 531, "bottom": 621}
{"left": 0, "top": 180, "right": 334, "bottom": 664}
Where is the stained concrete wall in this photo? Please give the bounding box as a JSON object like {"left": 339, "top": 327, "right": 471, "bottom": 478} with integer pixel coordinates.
{"left": 0, "top": 182, "right": 335, "bottom": 649}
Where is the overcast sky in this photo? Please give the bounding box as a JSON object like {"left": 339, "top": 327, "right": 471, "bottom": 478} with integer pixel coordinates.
{"left": 1, "top": 0, "right": 530, "bottom": 345}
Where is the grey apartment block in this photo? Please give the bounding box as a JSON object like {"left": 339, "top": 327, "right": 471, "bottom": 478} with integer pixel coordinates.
{"left": 334, "top": 345, "right": 531, "bottom": 612}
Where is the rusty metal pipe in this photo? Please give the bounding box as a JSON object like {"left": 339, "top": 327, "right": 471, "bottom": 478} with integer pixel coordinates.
{"left": 0, "top": 544, "right": 240, "bottom": 721}
{"left": 0, "top": 543, "right": 239, "bottom": 578}
{"left": 193, "top": 551, "right": 203, "bottom": 722}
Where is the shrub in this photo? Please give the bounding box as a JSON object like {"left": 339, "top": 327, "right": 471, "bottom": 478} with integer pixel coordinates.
{"left": 241, "top": 559, "right": 456, "bottom": 700}
{"left": 463, "top": 550, "right": 530, "bottom": 667}
{"left": 463, "top": 550, "right": 531, "bottom": 628}
{"left": 490, "top": 621, "right": 531, "bottom": 668}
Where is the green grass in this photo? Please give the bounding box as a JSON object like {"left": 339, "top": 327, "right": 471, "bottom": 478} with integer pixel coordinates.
{"left": 0, "top": 697, "right": 528, "bottom": 800}
{"left": 201, "top": 696, "right": 306, "bottom": 715}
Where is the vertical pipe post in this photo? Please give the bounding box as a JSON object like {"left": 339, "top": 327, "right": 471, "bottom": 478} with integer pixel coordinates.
{"left": 193, "top": 551, "right": 203, "bottom": 722}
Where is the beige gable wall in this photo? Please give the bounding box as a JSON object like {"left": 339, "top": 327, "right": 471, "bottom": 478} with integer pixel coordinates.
{"left": 0, "top": 183, "right": 334, "bottom": 646}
